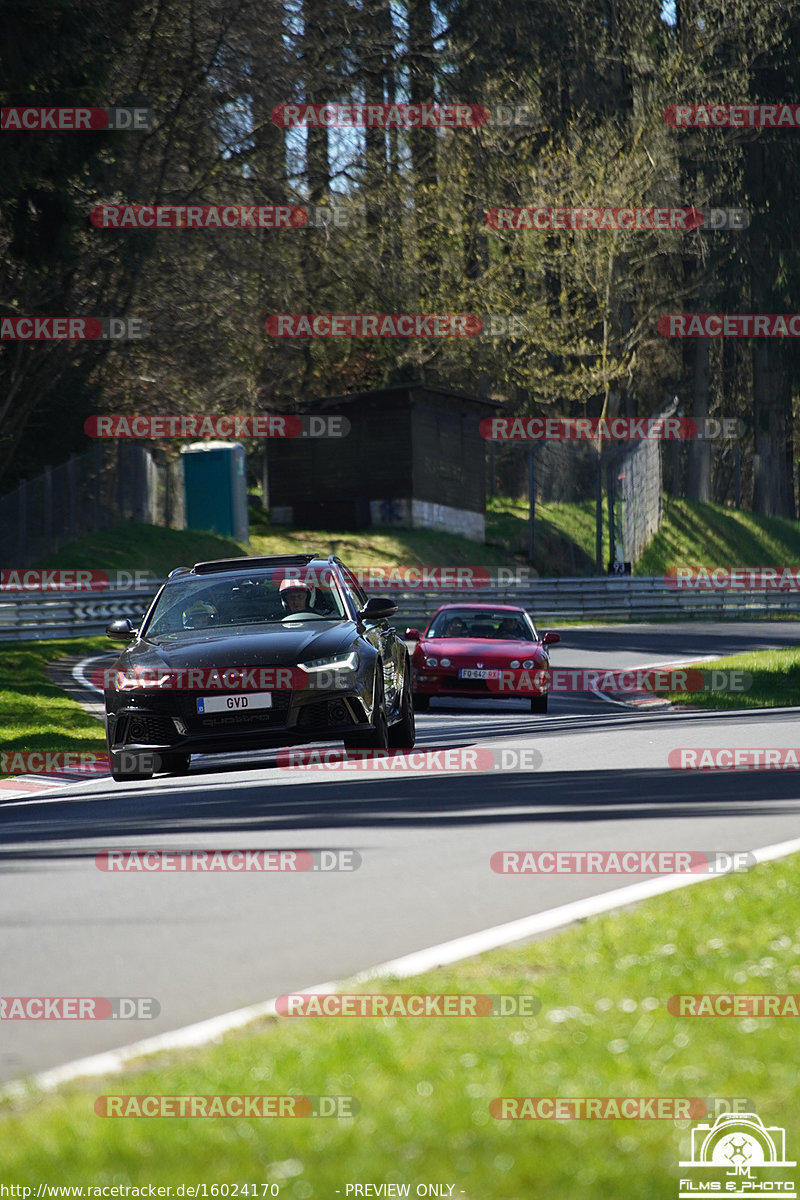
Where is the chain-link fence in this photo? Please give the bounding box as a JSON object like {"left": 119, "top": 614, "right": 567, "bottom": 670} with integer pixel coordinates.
{"left": 0, "top": 443, "right": 184, "bottom": 565}
{"left": 617, "top": 436, "right": 662, "bottom": 565}
{"left": 487, "top": 416, "right": 665, "bottom": 569}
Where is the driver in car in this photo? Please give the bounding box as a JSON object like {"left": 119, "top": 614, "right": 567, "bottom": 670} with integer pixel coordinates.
{"left": 444, "top": 617, "right": 468, "bottom": 637}
{"left": 279, "top": 577, "right": 315, "bottom": 615}
{"left": 497, "top": 617, "right": 522, "bottom": 639}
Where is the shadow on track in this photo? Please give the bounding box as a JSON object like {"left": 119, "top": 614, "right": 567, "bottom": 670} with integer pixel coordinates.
{"left": 2, "top": 761, "right": 799, "bottom": 864}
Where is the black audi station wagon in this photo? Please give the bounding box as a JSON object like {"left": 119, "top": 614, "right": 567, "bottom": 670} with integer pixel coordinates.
{"left": 104, "top": 554, "right": 415, "bottom": 780}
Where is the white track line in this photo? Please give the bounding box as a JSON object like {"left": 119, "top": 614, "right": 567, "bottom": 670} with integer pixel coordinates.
{"left": 73, "top": 654, "right": 111, "bottom": 695}
{"left": 6, "top": 831, "right": 800, "bottom": 1100}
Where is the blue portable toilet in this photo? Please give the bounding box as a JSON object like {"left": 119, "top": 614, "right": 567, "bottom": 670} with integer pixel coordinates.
{"left": 181, "top": 441, "right": 249, "bottom": 541}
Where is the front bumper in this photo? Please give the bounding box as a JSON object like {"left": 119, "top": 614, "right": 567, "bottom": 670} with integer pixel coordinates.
{"left": 412, "top": 670, "right": 548, "bottom": 700}
{"left": 105, "top": 686, "right": 373, "bottom": 755}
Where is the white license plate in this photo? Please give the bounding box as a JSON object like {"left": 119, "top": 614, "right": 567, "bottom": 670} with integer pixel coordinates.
{"left": 458, "top": 668, "right": 500, "bottom": 680}
{"left": 197, "top": 693, "right": 272, "bottom": 714}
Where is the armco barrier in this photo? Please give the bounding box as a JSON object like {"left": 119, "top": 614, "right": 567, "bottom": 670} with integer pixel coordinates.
{"left": 0, "top": 577, "right": 799, "bottom": 641}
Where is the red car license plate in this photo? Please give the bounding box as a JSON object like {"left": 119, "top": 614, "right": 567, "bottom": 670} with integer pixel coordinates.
{"left": 458, "top": 668, "right": 501, "bottom": 680}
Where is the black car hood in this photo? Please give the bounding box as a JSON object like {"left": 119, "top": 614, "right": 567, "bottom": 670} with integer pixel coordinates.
{"left": 118, "top": 622, "right": 355, "bottom": 670}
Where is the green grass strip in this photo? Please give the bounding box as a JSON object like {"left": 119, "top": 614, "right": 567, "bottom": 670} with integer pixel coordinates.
{"left": 1, "top": 855, "right": 796, "bottom": 1195}
{"left": 0, "top": 637, "right": 109, "bottom": 757}
{"left": 667, "top": 647, "right": 800, "bottom": 709}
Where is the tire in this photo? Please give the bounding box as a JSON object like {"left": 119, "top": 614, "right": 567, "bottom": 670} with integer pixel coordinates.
{"left": 412, "top": 693, "right": 430, "bottom": 712}
{"left": 343, "top": 670, "right": 389, "bottom": 750}
{"left": 110, "top": 750, "right": 155, "bottom": 782}
{"left": 158, "top": 751, "right": 191, "bottom": 776}
{"left": 388, "top": 666, "right": 416, "bottom": 749}
{"left": 529, "top": 694, "right": 548, "bottom": 714}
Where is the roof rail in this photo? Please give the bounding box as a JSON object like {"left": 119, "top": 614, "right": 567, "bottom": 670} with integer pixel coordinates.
{"left": 192, "top": 554, "right": 321, "bottom": 575}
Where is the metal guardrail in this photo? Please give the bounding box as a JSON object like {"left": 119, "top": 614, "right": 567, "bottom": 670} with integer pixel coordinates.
{"left": 0, "top": 577, "right": 798, "bottom": 641}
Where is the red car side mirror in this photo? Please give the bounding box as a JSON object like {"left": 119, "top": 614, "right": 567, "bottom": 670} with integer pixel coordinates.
{"left": 542, "top": 631, "right": 561, "bottom": 646}
{"left": 404, "top": 628, "right": 421, "bottom": 641}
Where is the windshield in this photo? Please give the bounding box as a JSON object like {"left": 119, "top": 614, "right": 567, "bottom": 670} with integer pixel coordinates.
{"left": 427, "top": 609, "right": 536, "bottom": 641}
{"left": 143, "top": 569, "right": 348, "bottom": 640}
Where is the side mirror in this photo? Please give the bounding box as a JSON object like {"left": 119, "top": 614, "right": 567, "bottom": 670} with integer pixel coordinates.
{"left": 357, "top": 596, "right": 398, "bottom": 621}
{"left": 404, "top": 628, "right": 421, "bottom": 641}
{"left": 542, "top": 631, "right": 561, "bottom": 646}
{"left": 106, "top": 618, "right": 137, "bottom": 640}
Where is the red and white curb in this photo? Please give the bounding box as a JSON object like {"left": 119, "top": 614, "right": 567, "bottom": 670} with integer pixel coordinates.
{"left": 0, "top": 770, "right": 110, "bottom": 798}
{"left": 589, "top": 655, "right": 720, "bottom": 710}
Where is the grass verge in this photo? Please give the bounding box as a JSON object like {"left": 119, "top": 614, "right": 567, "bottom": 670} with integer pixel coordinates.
{"left": 28, "top": 497, "right": 800, "bottom": 582}
{"left": 666, "top": 646, "right": 800, "bottom": 710}
{"left": 0, "top": 636, "right": 108, "bottom": 757}
{"left": 486, "top": 496, "right": 607, "bottom": 575}
{"left": 31, "top": 524, "right": 245, "bottom": 579}
{"left": 1, "top": 855, "right": 797, "bottom": 1196}
{"left": 28, "top": 497, "right": 612, "bottom": 577}
{"left": 637, "top": 497, "right": 800, "bottom": 576}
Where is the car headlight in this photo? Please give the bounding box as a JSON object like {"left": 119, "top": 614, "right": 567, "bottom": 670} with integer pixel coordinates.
{"left": 522, "top": 659, "right": 535, "bottom": 669}
{"left": 299, "top": 651, "right": 359, "bottom": 672}
{"left": 425, "top": 657, "right": 439, "bottom": 667}
{"left": 439, "top": 658, "right": 451, "bottom": 667}
{"left": 115, "top": 670, "right": 172, "bottom": 690}
{"left": 510, "top": 660, "right": 520, "bottom": 669}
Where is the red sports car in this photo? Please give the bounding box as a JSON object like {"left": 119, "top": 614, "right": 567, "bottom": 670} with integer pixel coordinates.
{"left": 406, "top": 603, "right": 560, "bottom": 713}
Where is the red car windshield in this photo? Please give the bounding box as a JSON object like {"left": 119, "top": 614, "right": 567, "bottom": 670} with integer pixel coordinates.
{"left": 427, "top": 610, "right": 535, "bottom": 641}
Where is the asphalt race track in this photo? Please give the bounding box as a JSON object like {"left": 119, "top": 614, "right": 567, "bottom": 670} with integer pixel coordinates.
{"left": 2, "top": 621, "right": 800, "bottom": 1084}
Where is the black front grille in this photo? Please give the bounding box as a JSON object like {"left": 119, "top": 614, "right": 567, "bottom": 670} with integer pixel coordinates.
{"left": 120, "top": 713, "right": 179, "bottom": 746}
{"left": 296, "top": 699, "right": 358, "bottom": 732}
{"left": 122, "top": 689, "right": 292, "bottom": 729}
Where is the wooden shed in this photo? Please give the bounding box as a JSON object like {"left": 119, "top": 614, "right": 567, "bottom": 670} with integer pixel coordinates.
{"left": 265, "top": 384, "right": 498, "bottom": 542}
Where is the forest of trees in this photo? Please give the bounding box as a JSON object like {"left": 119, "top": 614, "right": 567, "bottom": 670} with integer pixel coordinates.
{"left": 1, "top": 0, "right": 798, "bottom": 515}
